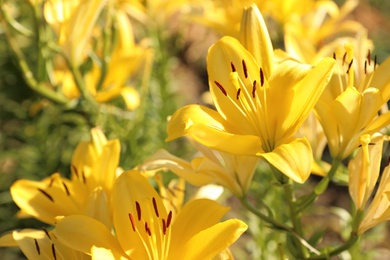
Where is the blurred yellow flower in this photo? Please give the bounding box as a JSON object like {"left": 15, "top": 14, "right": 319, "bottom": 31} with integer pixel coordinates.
{"left": 315, "top": 43, "right": 390, "bottom": 159}
{"left": 53, "top": 170, "right": 247, "bottom": 259}
{"left": 167, "top": 35, "right": 335, "bottom": 183}
{"left": 0, "top": 229, "right": 89, "bottom": 259}
{"left": 44, "top": 0, "right": 107, "bottom": 66}
{"left": 10, "top": 128, "right": 120, "bottom": 227}
{"left": 140, "top": 139, "right": 258, "bottom": 197}
{"left": 348, "top": 134, "right": 386, "bottom": 210}
{"left": 284, "top": 0, "right": 363, "bottom": 61}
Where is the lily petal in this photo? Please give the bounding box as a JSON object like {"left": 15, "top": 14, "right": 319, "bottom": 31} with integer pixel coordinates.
{"left": 176, "top": 219, "right": 248, "bottom": 260}
{"left": 54, "top": 215, "right": 127, "bottom": 258}
{"left": 260, "top": 138, "right": 312, "bottom": 183}
{"left": 166, "top": 104, "right": 263, "bottom": 155}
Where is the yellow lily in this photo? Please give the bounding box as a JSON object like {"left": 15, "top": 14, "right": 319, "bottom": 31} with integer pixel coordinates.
{"left": 0, "top": 229, "right": 89, "bottom": 259}
{"left": 315, "top": 43, "right": 390, "bottom": 159}
{"left": 348, "top": 134, "right": 386, "bottom": 210}
{"left": 53, "top": 170, "right": 248, "bottom": 259}
{"left": 284, "top": 0, "right": 363, "bottom": 57}
{"left": 44, "top": 0, "right": 107, "bottom": 66}
{"left": 167, "top": 35, "right": 335, "bottom": 183}
{"left": 140, "top": 140, "right": 258, "bottom": 197}
{"left": 10, "top": 128, "right": 120, "bottom": 227}
{"left": 57, "top": 7, "right": 150, "bottom": 110}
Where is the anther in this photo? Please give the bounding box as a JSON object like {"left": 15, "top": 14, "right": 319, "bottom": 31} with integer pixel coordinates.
{"left": 242, "top": 59, "right": 248, "bottom": 78}
{"left": 81, "top": 171, "right": 86, "bottom": 184}
{"left": 71, "top": 165, "right": 79, "bottom": 179}
{"left": 167, "top": 211, "right": 173, "bottom": 228}
{"left": 136, "top": 201, "right": 141, "bottom": 221}
{"left": 52, "top": 243, "right": 57, "bottom": 260}
{"left": 346, "top": 59, "right": 353, "bottom": 74}
{"left": 49, "top": 178, "right": 54, "bottom": 187}
{"left": 214, "top": 81, "right": 227, "bottom": 96}
{"left": 252, "top": 80, "right": 257, "bottom": 98}
{"left": 145, "top": 222, "right": 151, "bottom": 236}
{"left": 34, "top": 239, "right": 40, "bottom": 255}
{"left": 152, "top": 197, "right": 159, "bottom": 218}
{"left": 333, "top": 52, "right": 336, "bottom": 60}
{"left": 342, "top": 52, "right": 347, "bottom": 66}
{"left": 260, "top": 67, "right": 264, "bottom": 86}
{"left": 162, "top": 219, "right": 167, "bottom": 235}
{"left": 230, "top": 62, "right": 236, "bottom": 72}
{"left": 42, "top": 227, "right": 51, "bottom": 239}
{"left": 374, "top": 55, "right": 377, "bottom": 69}
{"left": 128, "top": 213, "right": 136, "bottom": 231}
{"left": 37, "top": 188, "right": 54, "bottom": 202}
{"left": 364, "top": 60, "right": 367, "bottom": 74}
{"left": 62, "top": 182, "right": 70, "bottom": 196}
{"left": 367, "top": 50, "right": 371, "bottom": 65}
{"left": 236, "top": 88, "right": 241, "bottom": 100}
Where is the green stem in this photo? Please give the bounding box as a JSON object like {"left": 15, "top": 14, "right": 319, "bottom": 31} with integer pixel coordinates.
{"left": 306, "top": 206, "right": 364, "bottom": 259}
{"left": 283, "top": 181, "right": 309, "bottom": 258}
{"left": 0, "top": 7, "right": 69, "bottom": 105}
{"left": 314, "top": 157, "right": 342, "bottom": 195}
{"left": 240, "top": 197, "right": 320, "bottom": 255}
{"left": 96, "top": 6, "right": 113, "bottom": 91}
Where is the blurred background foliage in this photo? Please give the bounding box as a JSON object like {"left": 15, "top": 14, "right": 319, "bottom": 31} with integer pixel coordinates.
{"left": 1, "top": 0, "right": 390, "bottom": 259}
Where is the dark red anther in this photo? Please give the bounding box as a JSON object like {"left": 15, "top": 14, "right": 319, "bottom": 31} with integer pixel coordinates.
{"left": 71, "top": 165, "right": 79, "bottom": 178}
{"left": 128, "top": 213, "right": 136, "bottom": 231}
{"left": 346, "top": 59, "right": 353, "bottom": 74}
{"left": 236, "top": 88, "right": 241, "bottom": 100}
{"left": 62, "top": 182, "right": 70, "bottom": 196}
{"left": 252, "top": 80, "right": 257, "bottom": 98}
{"left": 242, "top": 59, "right": 248, "bottom": 78}
{"left": 342, "top": 52, "right": 347, "bottom": 66}
{"left": 136, "top": 201, "right": 141, "bottom": 221}
{"left": 367, "top": 50, "right": 371, "bottom": 66}
{"left": 49, "top": 178, "right": 54, "bottom": 187}
{"left": 260, "top": 67, "right": 264, "bottom": 86}
{"left": 333, "top": 52, "right": 336, "bottom": 60}
{"left": 167, "top": 211, "right": 173, "bottom": 228}
{"left": 162, "top": 218, "right": 167, "bottom": 235}
{"left": 34, "top": 239, "right": 40, "bottom": 255}
{"left": 374, "top": 55, "right": 377, "bottom": 69}
{"left": 214, "top": 81, "right": 227, "bottom": 96}
{"left": 52, "top": 243, "right": 57, "bottom": 260}
{"left": 364, "top": 60, "right": 367, "bottom": 74}
{"left": 231, "top": 62, "right": 236, "bottom": 72}
{"left": 145, "top": 222, "right": 151, "bottom": 236}
{"left": 152, "top": 197, "right": 159, "bottom": 218}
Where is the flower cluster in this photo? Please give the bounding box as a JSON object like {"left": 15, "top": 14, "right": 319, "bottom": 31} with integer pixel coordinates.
{"left": 2, "top": 0, "right": 390, "bottom": 259}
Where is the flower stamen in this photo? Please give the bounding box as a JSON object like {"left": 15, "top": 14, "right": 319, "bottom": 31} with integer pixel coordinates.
{"left": 128, "top": 213, "right": 136, "bottom": 231}
{"left": 62, "top": 182, "right": 70, "bottom": 196}
{"left": 152, "top": 197, "right": 159, "bottom": 217}
{"left": 214, "top": 81, "right": 227, "bottom": 96}
{"left": 34, "top": 239, "right": 40, "bottom": 255}
{"left": 230, "top": 61, "right": 236, "bottom": 72}
{"left": 260, "top": 67, "right": 264, "bottom": 86}
{"left": 242, "top": 59, "right": 248, "bottom": 78}
{"left": 236, "top": 88, "right": 241, "bottom": 100}
{"left": 252, "top": 80, "right": 256, "bottom": 98}
{"left": 136, "top": 201, "right": 141, "bottom": 221}
{"left": 52, "top": 243, "right": 57, "bottom": 260}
